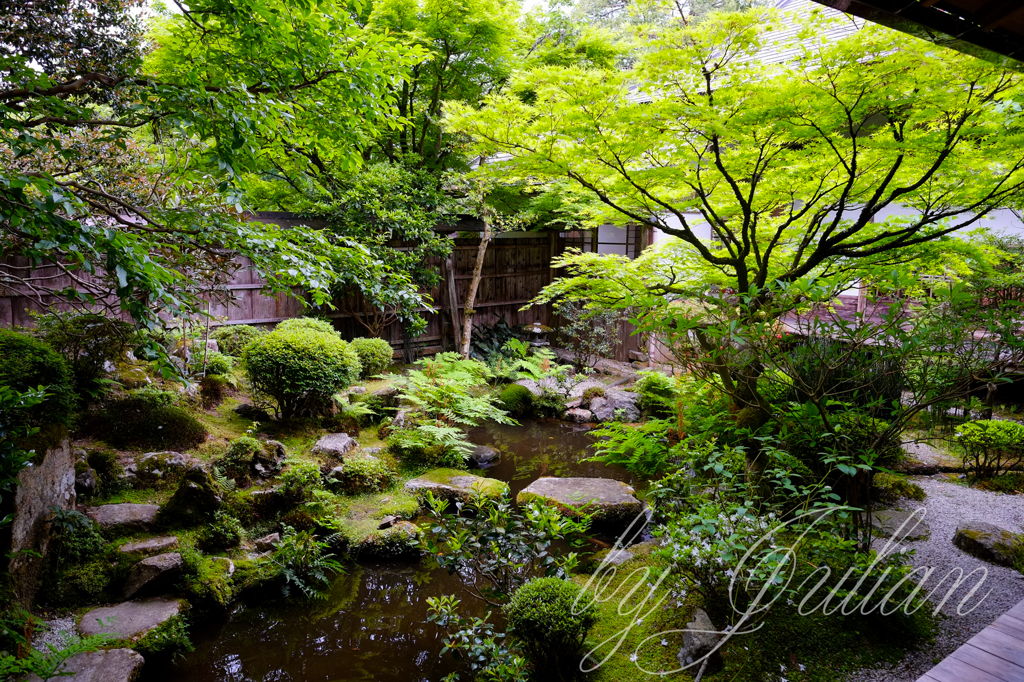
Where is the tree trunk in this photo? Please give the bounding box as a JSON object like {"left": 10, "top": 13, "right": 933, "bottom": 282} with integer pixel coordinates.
{"left": 460, "top": 210, "right": 493, "bottom": 358}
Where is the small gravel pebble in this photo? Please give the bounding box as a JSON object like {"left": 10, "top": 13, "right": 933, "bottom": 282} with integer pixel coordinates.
{"left": 31, "top": 615, "right": 79, "bottom": 653}
{"left": 846, "top": 476, "right": 1024, "bottom": 682}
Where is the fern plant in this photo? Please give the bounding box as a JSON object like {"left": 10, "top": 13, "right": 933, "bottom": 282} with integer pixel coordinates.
{"left": 586, "top": 419, "right": 675, "bottom": 476}
{"left": 272, "top": 525, "right": 344, "bottom": 600}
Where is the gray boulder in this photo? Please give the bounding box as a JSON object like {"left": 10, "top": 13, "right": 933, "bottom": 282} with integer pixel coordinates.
{"left": 119, "top": 536, "right": 179, "bottom": 556}
{"left": 469, "top": 445, "right": 500, "bottom": 467}
{"left": 158, "top": 467, "right": 222, "bottom": 525}
{"left": 75, "top": 468, "right": 97, "bottom": 498}
{"left": 677, "top": 609, "right": 721, "bottom": 671}
{"left": 86, "top": 504, "right": 160, "bottom": 533}
{"left": 123, "top": 552, "right": 183, "bottom": 599}
{"left": 514, "top": 377, "right": 561, "bottom": 397}
{"left": 349, "top": 386, "right": 368, "bottom": 395}
{"left": 78, "top": 597, "right": 182, "bottom": 639}
{"left": 254, "top": 532, "right": 280, "bottom": 552}
{"left": 517, "top": 477, "right": 644, "bottom": 527}
{"left": 589, "top": 390, "right": 640, "bottom": 423}
{"left": 405, "top": 469, "right": 508, "bottom": 504}
{"left": 253, "top": 440, "right": 287, "bottom": 477}
{"left": 25, "top": 648, "right": 144, "bottom": 682}
{"left": 312, "top": 433, "right": 357, "bottom": 460}
{"left": 953, "top": 522, "right": 1023, "bottom": 566}
{"left": 564, "top": 408, "right": 593, "bottom": 423}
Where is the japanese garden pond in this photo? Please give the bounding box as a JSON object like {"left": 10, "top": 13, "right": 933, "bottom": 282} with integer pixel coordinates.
{"left": 141, "top": 418, "right": 635, "bottom": 682}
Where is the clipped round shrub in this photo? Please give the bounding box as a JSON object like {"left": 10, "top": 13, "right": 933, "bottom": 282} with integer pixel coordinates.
{"left": 0, "top": 329, "right": 76, "bottom": 426}
{"left": 96, "top": 396, "right": 208, "bottom": 450}
{"left": 330, "top": 455, "right": 396, "bottom": 494}
{"left": 276, "top": 317, "right": 337, "bottom": 335}
{"left": 504, "top": 577, "right": 597, "bottom": 677}
{"left": 351, "top": 337, "right": 394, "bottom": 378}
{"left": 242, "top": 327, "right": 361, "bottom": 420}
{"left": 634, "top": 371, "right": 676, "bottom": 418}
{"left": 191, "top": 351, "right": 233, "bottom": 377}
{"left": 279, "top": 461, "right": 324, "bottom": 502}
{"left": 499, "top": 384, "right": 534, "bottom": 417}
{"left": 211, "top": 324, "right": 264, "bottom": 357}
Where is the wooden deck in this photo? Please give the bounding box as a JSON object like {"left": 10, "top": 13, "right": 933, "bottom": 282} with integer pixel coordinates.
{"left": 916, "top": 599, "right": 1024, "bottom": 682}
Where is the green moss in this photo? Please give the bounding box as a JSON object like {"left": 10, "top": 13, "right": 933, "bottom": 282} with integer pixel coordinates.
{"left": 131, "top": 614, "right": 193, "bottom": 658}
{"left": 415, "top": 468, "right": 507, "bottom": 499}
{"left": 179, "top": 550, "right": 237, "bottom": 608}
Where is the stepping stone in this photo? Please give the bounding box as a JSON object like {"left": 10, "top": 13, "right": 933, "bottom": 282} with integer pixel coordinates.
{"left": 953, "top": 521, "right": 1023, "bottom": 566}
{"left": 78, "top": 597, "right": 182, "bottom": 639}
{"left": 86, "top": 504, "right": 160, "bottom": 533}
{"left": 517, "top": 477, "right": 644, "bottom": 526}
{"left": 119, "top": 536, "right": 178, "bottom": 556}
{"left": 312, "top": 433, "right": 357, "bottom": 460}
{"left": 404, "top": 469, "right": 508, "bottom": 504}
{"left": 871, "top": 509, "right": 930, "bottom": 541}
{"left": 25, "top": 648, "right": 144, "bottom": 682}
{"left": 469, "top": 445, "right": 500, "bottom": 466}
{"left": 347, "top": 520, "right": 421, "bottom": 558}
{"left": 123, "top": 552, "right": 183, "bottom": 599}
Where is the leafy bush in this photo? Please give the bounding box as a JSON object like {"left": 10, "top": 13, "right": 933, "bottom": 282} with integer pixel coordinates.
{"left": 48, "top": 507, "right": 104, "bottom": 565}
{"left": 421, "top": 493, "right": 589, "bottom": 604}
{"left": 276, "top": 317, "right": 337, "bottom": 335}
{"left": 191, "top": 351, "right": 233, "bottom": 377}
{"left": 330, "top": 455, "right": 396, "bottom": 494}
{"left": 427, "top": 595, "right": 528, "bottom": 682}
{"left": 127, "top": 386, "right": 178, "bottom": 407}
{"left": 580, "top": 386, "right": 605, "bottom": 405}
{"left": 504, "top": 577, "right": 596, "bottom": 678}
{"left": 32, "top": 309, "right": 140, "bottom": 399}
{"left": 95, "top": 396, "right": 208, "bottom": 450}
{"left": 634, "top": 371, "right": 677, "bottom": 418}
{"left": 498, "top": 384, "right": 534, "bottom": 418}
{"left": 279, "top": 461, "right": 324, "bottom": 502}
{"left": 199, "top": 375, "right": 228, "bottom": 407}
{"left": 217, "top": 435, "right": 263, "bottom": 479}
{"left": 197, "top": 511, "right": 245, "bottom": 551}
{"left": 242, "top": 326, "right": 361, "bottom": 419}
{"left": 133, "top": 614, "right": 194, "bottom": 658}
{"left": 554, "top": 299, "right": 623, "bottom": 370}
{"left": 211, "top": 324, "right": 264, "bottom": 357}
{"left": 957, "top": 419, "right": 1024, "bottom": 479}
{"left": 272, "top": 526, "right": 344, "bottom": 600}
{"left": 531, "top": 390, "right": 566, "bottom": 419}
{"left": 873, "top": 473, "right": 926, "bottom": 504}
{"left": 0, "top": 329, "right": 75, "bottom": 427}
{"left": 351, "top": 337, "right": 394, "bottom": 378}
{"left": 0, "top": 386, "right": 47, "bottom": 526}
{"left": 86, "top": 449, "right": 123, "bottom": 481}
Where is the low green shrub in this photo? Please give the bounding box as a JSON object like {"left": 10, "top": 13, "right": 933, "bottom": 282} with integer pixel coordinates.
{"left": 95, "top": 396, "right": 208, "bottom": 450}
{"left": 0, "top": 329, "right": 76, "bottom": 427}
{"left": 504, "top": 577, "right": 596, "bottom": 679}
{"left": 179, "top": 547, "right": 237, "bottom": 608}
{"left": 279, "top": 461, "right": 324, "bottom": 502}
{"left": 873, "top": 473, "right": 926, "bottom": 504}
{"left": 351, "top": 337, "right": 394, "bottom": 378}
{"left": 531, "top": 390, "right": 566, "bottom": 419}
{"left": 196, "top": 511, "right": 245, "bottom": 551}
{"left": 276, "top": 317, "right": 336, "bottom": 335}
{"left": 191, "top": 351, "right": 233, "bottom": 377}
{"left": 242, "top": 326, "right": 361, "bottom": 419}
{"left": 217, "top": 435, "right": 263, "bottom": 479}
{"left": 199, "top": 375, "right": 229, "bottom": 407}
{"left": 48, "top": 508, "right": 104, "bottom": 565}
{"left": 211, "top": 324, "right": 264, "bottom": 357}
{"left": 133, "top": 614, "right": 194, "bottom": 658}
{"left": 634, "top": 371, "right": 677, "bottom": 418}
{"left": 580, "top": 385, "right": 605, "bottom": 405}
{"left": 86, "top": 449, "right": 123, "bottom": 480}
{"left": 957, "top": 419, "right": 1024, "bottom": 479}
{"left": 498, "top": 384, "right": 534, "bottom": 418}
{"left": 329, "top": 455, "right": 396, "bottom": 494}
{"left": 127, "top": 386, "right": 178, "bottom": 407}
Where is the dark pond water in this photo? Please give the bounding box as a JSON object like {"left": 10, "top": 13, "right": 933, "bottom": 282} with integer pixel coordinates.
{"left": 144, "top": 419, "right": 631, "bottom": 682}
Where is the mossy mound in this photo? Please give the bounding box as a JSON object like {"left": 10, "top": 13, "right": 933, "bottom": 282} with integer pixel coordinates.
{"left": 336, "top": 490, "right": 421, "bottom": 559}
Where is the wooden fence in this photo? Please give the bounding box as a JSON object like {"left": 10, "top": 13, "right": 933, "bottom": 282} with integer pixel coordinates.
{"left": 1, "top": 213, "right": 642, "bottom": 362}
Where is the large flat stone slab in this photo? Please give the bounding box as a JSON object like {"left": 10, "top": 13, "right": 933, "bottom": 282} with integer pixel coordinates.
{"left": 25, "top": 648, "right": 144, "bottom": 682}
{"left": 86, "top": 504, "right": 160, "bottom": 532}
{"left": 119, "top": 536, "right": 179, "bottom": 556}
{"left": 871, "top": 509, "right": 930, "bottom": 541}
{"left": 312, "top": 433, "right": 357, "bottom": 460}
{"left": 517, "top": 477, "right": 643, "bottom": 526}
{"left": 404, "top": 468, "right": 508, "bottom": 504}
{"left": 78, "top": 597, "right": 182, "bottom": 639}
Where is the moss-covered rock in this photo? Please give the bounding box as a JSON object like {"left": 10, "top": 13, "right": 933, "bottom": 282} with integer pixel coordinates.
{"left": 158, "top": 467, "right": 222, "bottom": 527}
{"left": 404, "top": 468, "right": 508, "bottom": 504}
{"left": 953, "top": 522, "right": 1023, "bottom": 566}
{"left": 516, "top": 477, "right": 643, "bottom": 528}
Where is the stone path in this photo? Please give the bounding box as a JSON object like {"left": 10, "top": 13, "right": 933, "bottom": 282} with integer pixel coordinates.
{"left": 78, "top": 597, "right": 181, "bottom": 639}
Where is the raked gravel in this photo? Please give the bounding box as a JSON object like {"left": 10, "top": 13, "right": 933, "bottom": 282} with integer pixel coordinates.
{"left": 846, "top": 476, "right": 1024, "bottom": 682}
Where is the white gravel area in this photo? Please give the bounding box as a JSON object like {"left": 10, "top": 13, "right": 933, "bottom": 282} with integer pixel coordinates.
{"left": 31, "top": 615, "right": 79, "bottom": 653}
{"left": 846, "top": 476, "right": 1024, "bottom": 682}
